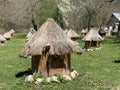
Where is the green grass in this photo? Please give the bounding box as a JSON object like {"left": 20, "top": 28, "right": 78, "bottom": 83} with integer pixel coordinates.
{"left": 0, "top": 34, "right": 120, "bottom": 90}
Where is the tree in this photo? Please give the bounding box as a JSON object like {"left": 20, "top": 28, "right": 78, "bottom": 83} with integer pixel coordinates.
{"left": 26, "top": 0, "right": 38, "bottom": 31}
{"left": 0, "top": 0, "right": 8, "bottom": 27}
{"left": 54, "top": 7, "right": 66, "bottom": 28}
{"left": 35, "top": 0, "right": 58, "bottom": 26}
{"left": 81, "top": 0, "right": 104, "bottom": 30}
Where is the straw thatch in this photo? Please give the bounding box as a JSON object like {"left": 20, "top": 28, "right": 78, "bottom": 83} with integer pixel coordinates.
{"left": 26, "top": 28, "right": 36, "bottom": 41}
{"left": 26, "top": 32, "right": 33, "bottom": 41}
{"left": 19, "top": 18, "right": 83, "bottom": 76}
{"left": 9, "top": 29, "right": 15, "bottom": 35}
{"left": 0, "top": 34, "right": 6, "bottom": 43}
{"left": 82, "top": 29, "right": 104, "bottom": 41}
{"left": 3, "top": 32, "right": 11, "bottom": 40}
{"left": 81, "top": 28, "right": 88, "bottom": 35}
{"left": 67, "top": 29, "right": 79, "bottom": 39}
{"left": 82, "top": 29, "right": 104, "bottom": 49}
{"left": 19, "top": 18, "right": 82, "bottom": 56}
{"left": 26, "top": 32, "right": 32, "bottom": 38}
{"left": 64, "top": 29, "right": 69, "bottom": 34}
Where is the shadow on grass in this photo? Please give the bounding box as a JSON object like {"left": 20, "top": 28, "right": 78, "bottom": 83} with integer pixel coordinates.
{"left": 114, "top": 41, "right": 120, "bottom": 43}
{"left": 114, "top": 60, "right": 120, "bottom": 63}
{"left": 15, "top": 68, "right": 32, "bottom": 78}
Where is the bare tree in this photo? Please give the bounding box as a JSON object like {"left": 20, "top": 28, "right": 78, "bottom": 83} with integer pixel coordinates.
{"left": 83, "top": 0, "right": 104, "bottom": 30}
{"left": 26, "top": 0, "right": 38, "bottom": 31}
{"left": 0, "top": 0, "right": 7, "bottom": 18}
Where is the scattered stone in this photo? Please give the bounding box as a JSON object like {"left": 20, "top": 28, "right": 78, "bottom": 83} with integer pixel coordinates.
{"left": 25, "top": 75, "right": 33, "bottom": 82}
{"left": 72, "top": 70, "right": 79, "bottom": 76}
{"left": 70, "top": 71, "right": 76, "bottom": 79}
{"left": 46, "top": 77, "right": 51, "bottom": 83}
{"left": 51, "top": 76, "right": 59, "bottom": 82}
{"left": 25, "top": 70, "right": 79, "bottom": 83}
{"left": 95, "top": 48, "right": 100, "bottom": 50}
{"left": 35, "top": 78, "right": 43, "bottom": 84}
{"left": 63, "top": 75, "right": 72, "bottom": 81}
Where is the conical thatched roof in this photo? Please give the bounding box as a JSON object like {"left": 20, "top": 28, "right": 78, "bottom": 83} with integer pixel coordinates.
{"left": 9, "top": 29, "right": 15, "bottom": 35}
{"left": 0, "top": 34, "right": 6, "bottom": 42}
{"left": 3, "top": 32, "right": 11, "bottom": 39}
{"left": 19, "top": 18, "right": 83, "bottom": 57}
{"left": 67, "top": 29, "right": 79, "bottom": 38}
{"left": 82, "top": 29, "right": 104, "bottom": 41}
{"left": 26, "top": 32, "right": 33, "bottom": 41}
{"left": 26, "top": 28, "right": 36, "bottom": 41}
{"left": 26, "top": 32, "right": 32, "bottom": 38}
{"left": 81, "top": 28, "right": 88, "bottom": 34}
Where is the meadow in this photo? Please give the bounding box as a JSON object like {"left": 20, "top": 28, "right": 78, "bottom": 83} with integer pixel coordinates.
{"left": 0, "top": 33, "right": 120, "bottom": 90}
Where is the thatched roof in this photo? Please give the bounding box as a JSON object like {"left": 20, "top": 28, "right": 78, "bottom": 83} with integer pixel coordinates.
{"left": 81, "top": 28, "right": 88, "bottom": 34}
{"left": 0, "top": 34, "right": 6, "bottom": 42}
{"left": 26, "top": 28, "right": 36, "bottom": 41}
{"left": 3, "top": 32, "right": 11, "bottom": 39}
{"left": 64, "top": 29, "right": 69, "bottom": 34}
{"left": 19, "top": 18, "right": 83, "bottom": 57}
{"left": 9, "top": 29, "right": 15, "bottom": 35}
{"left": 67, "top": 29, "right": 79, "bottom": 38}
{"left": 82, "top": 29, "right": 104, "bottom": 41}
{"left": 26, "top": 32, "right": 32, "bottom": 38}
{"left": 26, "top": 32, "right": 33, "bottom": 41}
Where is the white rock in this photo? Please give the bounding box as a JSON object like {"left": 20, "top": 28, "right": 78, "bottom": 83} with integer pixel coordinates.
{"left": 91, "top": 49, "right": 94, "bottom": 51}
{"left": 35, "top": 78, "right": 43, "bottom": 84}
{"left": 87, "top": 49, "right": 90, "bottom": 51}
{"left": 51, "top": 76, "right": 59, "bottom": 82}
{"left": 63, "top": 75, "right": 72, "bottom": 81}
{"left": 51, "top": 76, "right": 57, "bottom": 79}
{"left": 72, "top": 70, "right": 79, "bottom": 76}
{"left": 46, "top": 77, "right": 51, "bottom": 83}
{"left": 95, "top": 48, "right": 99, "bottom": 50}
{"left": 70, "top": 72, "right": 76, "bottom": 78}
{"left": 25, "top": 75, "right": 33, "bottom": 82}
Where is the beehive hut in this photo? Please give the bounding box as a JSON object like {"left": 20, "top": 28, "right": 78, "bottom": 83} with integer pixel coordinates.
{"left": 9, "top": 29, "right": 15, "bottom": 36}
{"left": 3, "top": 32, "right": 11, "bottom": 40}
{"left": 82, "top": 29, "right": 104, "bottom": 50}
{"left": 81, "top": 28, "right": 88, "bottom": 35}
{"left": 98, "top": 27, "right": 106, "bottom": 37}
{"left": 19, "top": 18, "right": 83, "bottom": 77}
{"left": 67, "top": 29, "right": 79, "bottom": 41}
{"left": 0, "top": 34, "right": 6, "bottom": 44}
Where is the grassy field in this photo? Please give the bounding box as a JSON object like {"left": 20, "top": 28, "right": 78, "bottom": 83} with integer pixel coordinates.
{"left": 0, "top": 33, "right": 120, "bottom": 90}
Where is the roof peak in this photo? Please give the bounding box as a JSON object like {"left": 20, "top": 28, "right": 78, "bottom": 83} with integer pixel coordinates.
{"left": 46, "top": 18, "right": 55, "bottom": 22}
